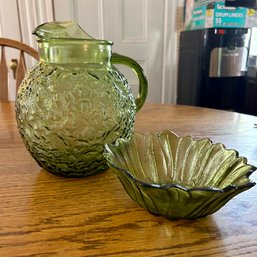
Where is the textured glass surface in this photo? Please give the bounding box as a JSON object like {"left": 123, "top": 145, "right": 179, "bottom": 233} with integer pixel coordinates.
{"left": 104, "top": 130, "right": 256, "bottom": 220}
{"left": 16, "top": 62, "right": 136, "bottom": 177}
{"left": 15, "top": 21, "right": 148, "bottom": 177}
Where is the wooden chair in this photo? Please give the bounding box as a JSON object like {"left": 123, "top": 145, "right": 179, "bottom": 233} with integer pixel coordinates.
{"left": 0, "top": 38, "right": 39, "bottom": 101}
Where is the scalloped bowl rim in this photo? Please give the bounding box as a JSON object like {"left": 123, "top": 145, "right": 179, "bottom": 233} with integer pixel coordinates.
{"left": 104, "top": 130, "right": 257, "bottom": 193}
{"left": 107, "top": 161, "right": 256, "bottom": 193}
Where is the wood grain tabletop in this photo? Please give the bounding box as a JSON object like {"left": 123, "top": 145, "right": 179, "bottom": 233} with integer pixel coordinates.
{"left": 0, "top": 102, "right": 257, "bottom": 257}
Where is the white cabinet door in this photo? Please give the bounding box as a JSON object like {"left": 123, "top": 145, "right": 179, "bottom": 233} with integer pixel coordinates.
{"left": 0, "top": 0, "right": 54, "bottom": 100}
{"left": 54, "top": 0, "right": 178, "bottom": 104}
{"left": 0, "top": 0, "right": 22, "bottom": 100}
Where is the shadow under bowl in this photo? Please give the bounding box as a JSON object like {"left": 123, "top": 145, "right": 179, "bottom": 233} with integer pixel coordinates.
{"left": 104, "top": 130, "right": 256, "bottom": 220}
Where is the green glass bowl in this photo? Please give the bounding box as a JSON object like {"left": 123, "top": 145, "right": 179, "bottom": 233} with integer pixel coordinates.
{"left": 104, "top": 130, "right": 256, "bottom": 220}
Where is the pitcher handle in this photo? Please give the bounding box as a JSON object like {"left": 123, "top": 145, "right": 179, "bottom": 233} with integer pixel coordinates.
{"left": 112, "top": 53, "right": 148, "bottom": 112}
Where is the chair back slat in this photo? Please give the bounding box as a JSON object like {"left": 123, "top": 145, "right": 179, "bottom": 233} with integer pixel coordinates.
{"left": 16, "top": 51, "right": 26, "bottom": 92}
{"left": 0, "top": 38, "right": 39, "bottom": 101}
{"left": 0, "top": 46, "right": 8, "bottom": 101}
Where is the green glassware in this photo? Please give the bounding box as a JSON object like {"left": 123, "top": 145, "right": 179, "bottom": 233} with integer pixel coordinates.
{"left": 15, "top": 21, "right": 148, "bottom": 177}
{"left": 104, "top": 130, "right": 256, "bottom": 220}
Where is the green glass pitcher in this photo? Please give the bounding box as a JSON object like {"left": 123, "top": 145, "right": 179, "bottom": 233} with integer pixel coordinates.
{"left": 15, "top": 21, "right": 148, "bottom": 177}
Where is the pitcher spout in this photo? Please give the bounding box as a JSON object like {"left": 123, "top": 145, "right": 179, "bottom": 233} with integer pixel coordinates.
{"left": 32, "top": 20, "right": 95, "bottom": 40}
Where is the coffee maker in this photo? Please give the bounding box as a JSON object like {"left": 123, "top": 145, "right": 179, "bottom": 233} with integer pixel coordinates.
{"left": 177, "top": 27, "right": 251, "bottom": 112}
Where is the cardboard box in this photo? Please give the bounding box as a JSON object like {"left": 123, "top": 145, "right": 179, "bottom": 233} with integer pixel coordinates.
{"left": 185, "top": 1, "right": 257, "bottom": 30}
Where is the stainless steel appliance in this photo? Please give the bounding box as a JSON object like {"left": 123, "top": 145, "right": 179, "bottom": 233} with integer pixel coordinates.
{"left": 209, "top": 45, "right": 249, "bottom": 77}
{"left": 177, "top": 28, "right": 251, "bottom": 112}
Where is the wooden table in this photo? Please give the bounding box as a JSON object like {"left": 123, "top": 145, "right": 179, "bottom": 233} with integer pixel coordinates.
{"left": 1, "top": 102, "right": 257, "bottom": 257}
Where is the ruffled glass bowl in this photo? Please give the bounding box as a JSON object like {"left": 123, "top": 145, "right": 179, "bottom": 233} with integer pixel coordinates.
{"left": 104, "top": 130, "right": 256, "bottom": 220}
